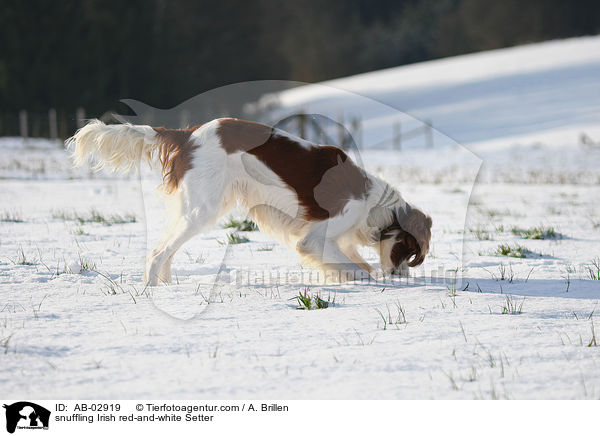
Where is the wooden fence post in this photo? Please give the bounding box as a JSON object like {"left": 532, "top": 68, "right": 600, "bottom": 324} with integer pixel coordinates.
{"left": 179, "top": 109, "right": 190, "bottom": 129}
{"left": 425, "top": 119, "right": 434, "bottom": 149}
{"left": 351, "top": 116, "right": 362, "bottom": 150}
{"left": 76, "top": 107, "right": 86, "bottom": 129}
{"left": 393, "top": 121, "right": 402, "bottom": 150}
{"left": 19, "top": 110, "right": 28, "bottom": 142}
{"left": 298, "top": 110, "right": 306, "bottom": 139}
{"left": 338, "top": 110, "right": 345, "bottom": 148}
{"left": 142, "top": 111, "right": 153, "bottom": 127}
{"left": 48, "top": 108, "right": 58, "bottom": 139}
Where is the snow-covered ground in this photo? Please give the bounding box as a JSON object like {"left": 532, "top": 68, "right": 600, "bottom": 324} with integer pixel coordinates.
{"left": 1, "top": 37, "right": 600, "bottom": 399}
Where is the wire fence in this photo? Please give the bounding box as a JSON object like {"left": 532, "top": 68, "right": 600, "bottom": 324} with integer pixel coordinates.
{"left": 270, "top": 112, "right": 435, "bottom": 151}
{"left": 2, "top": 107, "right": 436, "bottom": 151}
{"left": 0, "top": 108, "right": 86, "bottom": 140}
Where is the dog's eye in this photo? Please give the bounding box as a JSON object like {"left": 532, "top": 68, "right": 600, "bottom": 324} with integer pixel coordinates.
{"left": 380, "top": 231, "right": 395, "bottom": 240}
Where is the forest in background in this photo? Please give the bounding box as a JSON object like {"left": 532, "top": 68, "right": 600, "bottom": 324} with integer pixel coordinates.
{"left": 1, "top": 0, "right": 599, "bottom": 136}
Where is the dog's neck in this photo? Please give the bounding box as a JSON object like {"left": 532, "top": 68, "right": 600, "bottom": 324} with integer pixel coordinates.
{"left": 358, "top": 178, "right": 409, "bottom": 245}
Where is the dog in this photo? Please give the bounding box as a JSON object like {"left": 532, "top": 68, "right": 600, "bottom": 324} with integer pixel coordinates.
{"left": 68, "top": 118, "right": 432, "bottom": 285}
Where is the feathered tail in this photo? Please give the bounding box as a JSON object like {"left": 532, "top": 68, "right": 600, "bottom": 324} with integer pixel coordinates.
{"left": 66, "top": 119, "right": 158, "bottom": 172}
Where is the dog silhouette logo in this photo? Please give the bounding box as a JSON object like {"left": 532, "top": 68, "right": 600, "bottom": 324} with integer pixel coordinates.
{"left": 3, "top": 402, "right": 50, "bottom": 433}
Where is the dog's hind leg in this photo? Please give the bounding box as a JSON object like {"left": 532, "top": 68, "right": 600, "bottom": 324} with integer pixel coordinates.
{"left": 145, "top": 194, "right": 228, "bottom": 286}
{"left": 146, "top": 145, "right": 230, "bottom": 285}
{"left": 145, "top": 216, "right": 200, "bottom": 286}
{"left": 143, "top": 207, "right": 180, "bottom": 284}
{"left": 158, "top": 254, "right": 175, "bottom": 283}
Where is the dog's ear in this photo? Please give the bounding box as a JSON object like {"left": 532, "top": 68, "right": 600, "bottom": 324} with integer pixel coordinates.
{"left": 397, "top": 206, "right": 432, "bottom": 267}
{"left": 407, "top": 241, "right": 426, "bottom": 267}
{"left": 408, "top": 214, "right": 433, "bottom": 266}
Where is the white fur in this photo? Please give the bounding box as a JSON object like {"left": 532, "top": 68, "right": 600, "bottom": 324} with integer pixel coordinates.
{"left": 70, "top": 118, "right": 410, "bottom": 285}
{"left": 67, "top": 119, "right": 157, "bottom": 171}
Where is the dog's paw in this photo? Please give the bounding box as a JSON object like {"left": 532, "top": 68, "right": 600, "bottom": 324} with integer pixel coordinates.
{"left": 326, "top": 267, "right": 374, "bottom": 283}
{"left": 354, "top": 269, "right": 378, "bottom": 283}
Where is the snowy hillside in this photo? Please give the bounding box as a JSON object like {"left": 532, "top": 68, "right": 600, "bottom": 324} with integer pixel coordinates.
{"left": 273, "top": 36, "right": 600, "bottom": 145}
{"left": 265, "top": 36, "right": 600, "bottom": 184}
{"left": 1, "top": 37, "right": 599, "bottom": 399}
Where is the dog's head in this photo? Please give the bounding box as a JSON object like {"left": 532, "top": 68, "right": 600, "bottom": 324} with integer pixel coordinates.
{"left": 378, "top": 204, "right": 432, "bottom": 275}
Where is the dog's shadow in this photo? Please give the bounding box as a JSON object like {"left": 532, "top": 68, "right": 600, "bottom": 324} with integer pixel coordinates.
{"left": 428, "top": 276, "right": 600, "bottom": 300}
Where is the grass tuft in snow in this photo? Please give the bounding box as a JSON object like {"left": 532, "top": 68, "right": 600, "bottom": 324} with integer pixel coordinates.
{"left": 294, "top": 288, "right": 333, "bottom": 310}
{"left": 10, "top": 246, "right": 37, "bottom": 265}
{"left": 479, "top": 208, "right": 523, "bottom": 219}
{"left": 375, "top": 301, "right": 407, "bottom": 330}
{"left": 222, "top": 217, "right": 258, "bottom": 232}
{"left": 446, "top": 268, "right": 469, "bottom": 297}
{"left": 511, "top": 225, "right": 561, "bottom": 240}
{"left": 184, "top": 250, "right": 206, "bottom": 264}
{"left": 0, "top": 210, "right": 24, "bottom": 223}
{"left": 482, "top": 208, "right": 502, "bottom": 219}
{"left": 469, "top": 226, "right": 491, "bottom": 240}
{"left": 218, "top": 232, "right": 250, "bottom": 245}
{"left": 94, "top": 270, "right": 137, "bottom": 303}
{"left": 588, "top": 322, "right": 598, "bottom": 347}
{"left": 1, "top": 334, "right": 13, "bottom": 355}
{"left": 70, "top": 226, "right": 89, "bottom": 236}
{"left": 52, "top": 209, "right": 136, "bottom": 225}
{"left": 256, "top": 245, "right": 274, "bottom": 252}
{"left": 584, "top": 257, "right": 600, "bottom": 280}
{"left": 500, "top": 295, "right": 525, "bottom": 315}
{"left": 78, "top": 255, "right": 97, "bottom": 272}
{"left": 498, "top": 263, "right": 515, "bottom": 282}
{"left": 493, "top": 243, "right": 539, "bottom": 258}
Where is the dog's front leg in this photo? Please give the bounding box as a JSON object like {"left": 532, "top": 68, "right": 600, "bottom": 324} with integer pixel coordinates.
{"left": 340, "top": 244, "right": 373, "bottom": 274}
{"left": 296, "top": 224, "right": 373, "bottom": 282}
{"left": 322, "top": 239, "right": 373, "bottom": 282}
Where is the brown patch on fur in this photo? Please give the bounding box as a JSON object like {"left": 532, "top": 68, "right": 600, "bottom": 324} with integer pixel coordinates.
{"left": 217, "top": 118, "right": 272, "bottom": 154}
{"left": 153, "top": 126, "right": 201, "bottom": 193}
{"left": 217, "top": 118, "right": 370, "bottom": 220}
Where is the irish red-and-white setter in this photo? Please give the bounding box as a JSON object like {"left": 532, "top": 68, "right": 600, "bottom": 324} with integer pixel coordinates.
{"left": 69, "top": 118, "right": 432, "bottom": 285}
